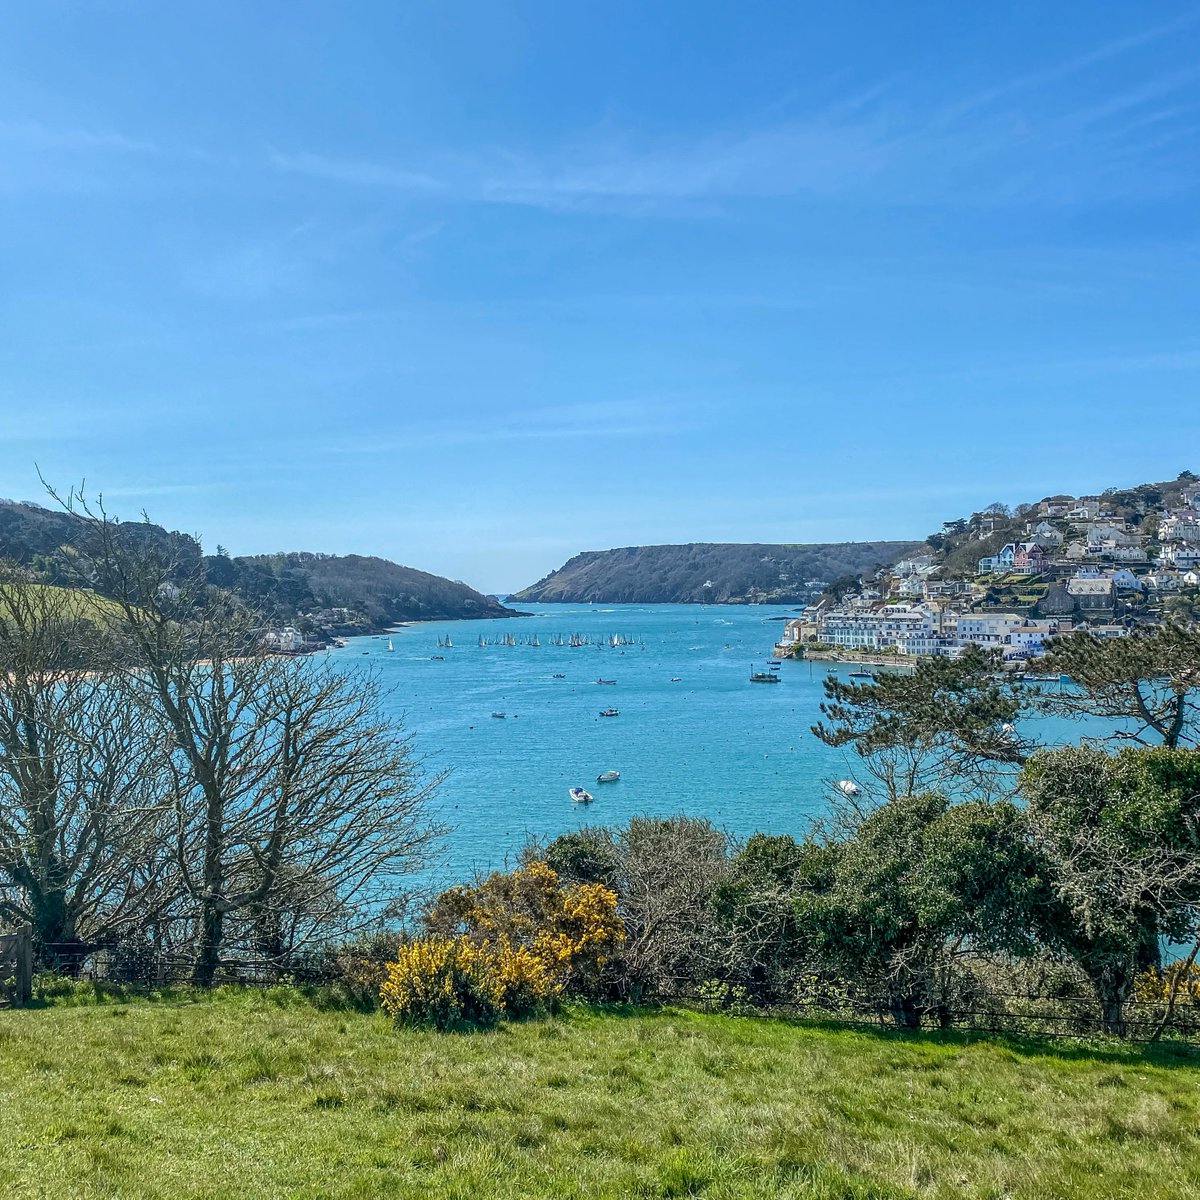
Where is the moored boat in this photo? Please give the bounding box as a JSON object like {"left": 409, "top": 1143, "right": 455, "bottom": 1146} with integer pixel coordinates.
{"left": 749, "top": 665, "right": 781, "bottom": 682}
{"left": 569, "top": 787, "right": 593, "bottom": 804}
{"left": 599, "top": 708, "right": 619, "bottom": 717}
{"left": 596, "top": 770, "right": 620, "bottom": 783}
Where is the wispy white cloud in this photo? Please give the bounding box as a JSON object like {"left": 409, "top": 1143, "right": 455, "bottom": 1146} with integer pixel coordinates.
{"left": 0, "top": 119, "right": 162, "bottom": 154}
{"left": 325, "top": 397, "right": 712, "bottom": 454}
{"left": 480, "top": 120, "right": 896, "bottom": 211}
{"left": 5, "top": 12, "right": 1195, "bottom": 215}
{"left": 938, "top": 11, "right": 1200, "bottom": 123}
{"left": 97, "top": 482, "right": 227, "bottom": 499}
{"left": 267, "top": 148, "right": 442, "bottom": 191}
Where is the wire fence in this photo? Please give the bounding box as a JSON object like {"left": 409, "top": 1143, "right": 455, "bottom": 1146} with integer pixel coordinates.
{"left": 22, "top": 942, "right": 1198, "bottom": 1046}
{"left": 677, "top": 977, "right": 1200, "bottom": 1044}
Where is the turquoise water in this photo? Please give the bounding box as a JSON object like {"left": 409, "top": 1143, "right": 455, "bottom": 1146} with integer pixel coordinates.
{"left": 327, "top": 603, "right": 859, "bottom": 882}
{"left": 326, "top": 602, "right": 1087, "bottom": 885}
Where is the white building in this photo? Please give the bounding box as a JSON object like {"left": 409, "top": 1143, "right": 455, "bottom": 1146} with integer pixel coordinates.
{"left": 1028, "top": 520, "right": 1065, "bottom": 546}
{"left": 1144, "top": 571, "right": 1181, "bottom": 593}
{"left": 264, "top": 626, "right": 306, "bottom": 653}
{"left": 955, "top": 613, "right": 1027, "bottom": 646}
{"left": 1160, "top": 544, "right": 1200, "bottom": 569}
{"left": 818, "top": 604, "right": 937, "bottom": 651}
{"left": 1003, "top": 621, "right": 1062, "bottom": 658}
{"left": 1160, "top": 512, "right": 1200, "bottom": 543}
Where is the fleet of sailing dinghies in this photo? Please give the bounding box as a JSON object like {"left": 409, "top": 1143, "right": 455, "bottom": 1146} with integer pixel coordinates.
{"left": 569, "top": 787, "right": 593, "bottom": 804}
{"left": 470, "top": 631, "right": 644, "bottom": 648}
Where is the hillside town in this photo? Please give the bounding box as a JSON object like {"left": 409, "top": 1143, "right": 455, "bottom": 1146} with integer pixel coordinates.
{"left": 777, "top": 473, "right": 1200, "bottom": 666}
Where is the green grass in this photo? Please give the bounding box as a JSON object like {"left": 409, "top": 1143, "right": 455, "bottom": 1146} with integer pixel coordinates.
{"left": 3, "top": 580, "right": 124, "bottom": 623}
{"left": 2, "top": 990, "right": 1199, "bottom": 1199}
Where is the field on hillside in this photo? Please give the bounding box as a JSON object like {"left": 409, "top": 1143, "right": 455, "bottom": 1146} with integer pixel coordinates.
{"left": 1, "top": 991, "right": 1198, "bottom": 1199}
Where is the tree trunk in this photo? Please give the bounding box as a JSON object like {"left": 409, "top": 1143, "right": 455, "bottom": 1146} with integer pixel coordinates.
{"left": 1088, "top": 965, "right": 1133, "bottom": 1037}
{"left": 888, "top": 987, "right": 922, "bottom": 1029}
{"left": 191, "top": 901, "right": 223, "bottom": 987}
{"left": 1099, "top": 992, "right": 1127, "bottom": 1038}
{"left": 29, "top": 884, "right": 85, "bottom": 976}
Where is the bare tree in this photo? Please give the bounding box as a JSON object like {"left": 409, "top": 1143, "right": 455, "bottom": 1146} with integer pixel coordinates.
{"left": 0, "top": 566, "right": 175, "bottom": 966}
{"left": 49, "top": 488, "right": 445, "bottom": 984}
{"left": 611, "top": 816, "right": 731, "bottom": 1001}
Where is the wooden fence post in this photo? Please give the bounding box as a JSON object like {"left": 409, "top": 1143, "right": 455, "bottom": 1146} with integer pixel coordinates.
{"left": 1, "top": 924, "right": 33, "bottom": 1007}
{"left": 15, "top": 923, "right": 32, "bottom": 1006}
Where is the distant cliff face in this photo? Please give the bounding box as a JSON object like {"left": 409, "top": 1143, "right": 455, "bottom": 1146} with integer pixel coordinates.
{"left": 512, "top": 542, "right": 922, "bottom": 605}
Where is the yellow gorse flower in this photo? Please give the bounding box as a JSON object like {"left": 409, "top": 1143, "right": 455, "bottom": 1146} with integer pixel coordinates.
{"left": 380, "top": 862, "right": 624, "bottom": 1028}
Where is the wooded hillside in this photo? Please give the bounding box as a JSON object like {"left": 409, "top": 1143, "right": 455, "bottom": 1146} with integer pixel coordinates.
{"left": 512, "top": 541, "right": 921, "bottom": 605}
{"left": 0, "top": 498, "right": 516, "bottom": 625}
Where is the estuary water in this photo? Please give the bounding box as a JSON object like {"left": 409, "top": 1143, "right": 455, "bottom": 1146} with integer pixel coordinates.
{"left": 327, "top": 603, "right": 851, "bottom": 882}
{"left": 326, "top": 603, "right": 1076, "bottom": 885}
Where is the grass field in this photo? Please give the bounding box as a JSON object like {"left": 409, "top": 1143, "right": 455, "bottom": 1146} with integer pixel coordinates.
{"left": 2, "top": 989, "right": 1198, "bottom": 1199}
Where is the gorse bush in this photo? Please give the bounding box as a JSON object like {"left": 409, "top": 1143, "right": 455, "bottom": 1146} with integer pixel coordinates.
{"left": 424, "top": 860, "right": 624, "bottom": 996}
{"left": 1135, "top": 962, "right": 1200, "bottom": 1003}
{"left": 381, "top": 862, "right": 624, "bottom": 1029}
{"left": 379, "top": 938, "right": 504, "bottom": 1030}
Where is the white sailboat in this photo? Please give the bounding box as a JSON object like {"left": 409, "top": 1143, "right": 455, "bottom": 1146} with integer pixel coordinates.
{"left": 387, "top": 638, "right": 394, "bottom": 652}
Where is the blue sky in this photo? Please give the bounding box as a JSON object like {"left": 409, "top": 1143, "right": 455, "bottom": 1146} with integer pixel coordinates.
{"left": 1, "top": 2, "right": 1197, "bottom": 591}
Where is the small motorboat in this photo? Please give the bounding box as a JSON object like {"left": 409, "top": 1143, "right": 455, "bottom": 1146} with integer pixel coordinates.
{"left": 431, "top": 655, "right": 445, "bottom": 661}
{"left": 836, "top": 779, "right": 860, "bottom": 797}
{"left": 491, "top": 711, "right": 506, "bottom": 719}
{"left": 552, "top": 673, "right": 566, "bottom": 679}
{"left": 599, "top": 708, "right": 619, "bottom": 717}
{"left": 670, "top": 676, "right": 682, "bottom": 682}
{"left": 749, "top": 668, "right": 781, "bottom": 683}
{"left": 569, "top": 787, "right": 594, "bottom": 804}
{"left": 595, "top": 678, "right": 616, "bottom": 685}
{"left": 596, "top": 770, "right": 620, "bottom": 783}
{"left": 848, "top": 670, "right": 873, "bottom": 681}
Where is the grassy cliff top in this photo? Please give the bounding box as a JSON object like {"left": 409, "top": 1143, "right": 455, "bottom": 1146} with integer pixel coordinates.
{"left": 2, "top": 990, "right": 1197, "bottom": 1199}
